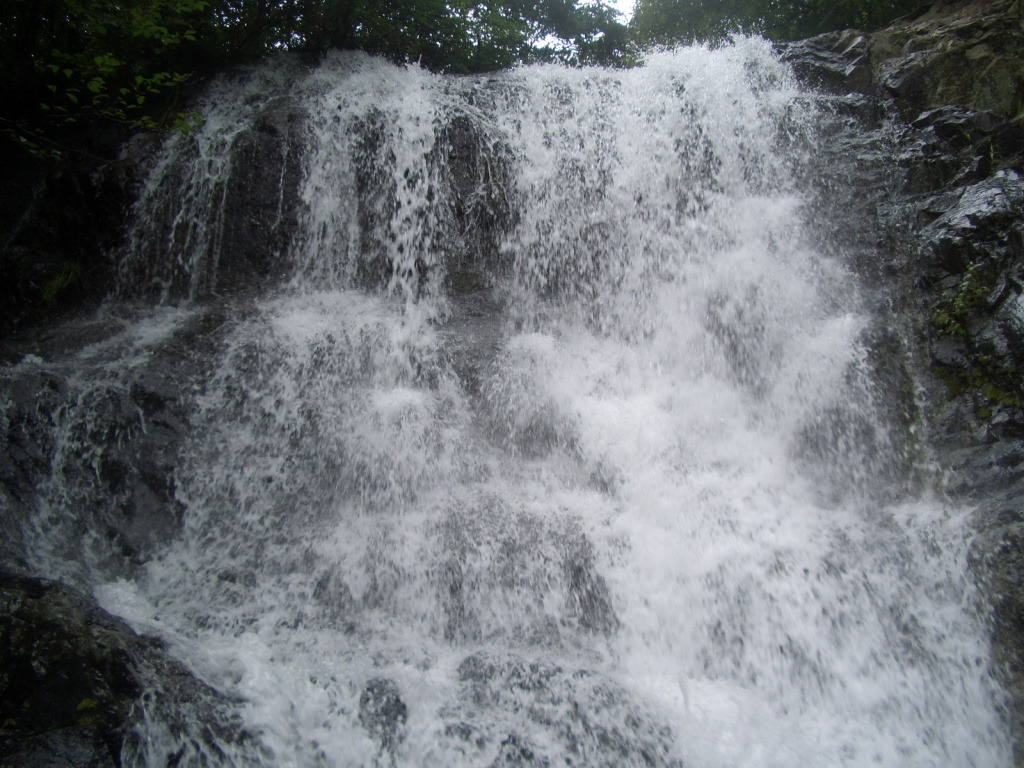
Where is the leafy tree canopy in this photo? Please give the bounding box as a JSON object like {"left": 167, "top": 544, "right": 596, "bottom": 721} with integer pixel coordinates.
{"left": 1, "top": 0, "right": 210, "bottom": 158}
{"left": 0, "top": 0, "right": 630, "bottom": 160}
{"left": 1, "top": 0, "right": 934, "bottom": 161}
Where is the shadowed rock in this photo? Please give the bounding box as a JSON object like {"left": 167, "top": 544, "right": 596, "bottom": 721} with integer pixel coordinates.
{"left": 359, "top": 678, "right": 408, "bottom": 758}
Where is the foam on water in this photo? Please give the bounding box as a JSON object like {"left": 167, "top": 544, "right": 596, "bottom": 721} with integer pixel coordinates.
{"left": 34, "top": 39, "right": 1012, "bottom": 766}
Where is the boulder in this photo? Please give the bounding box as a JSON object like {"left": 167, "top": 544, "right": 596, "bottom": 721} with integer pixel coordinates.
{"left": 0, "top": 572, "right": 255, "bottom": 767}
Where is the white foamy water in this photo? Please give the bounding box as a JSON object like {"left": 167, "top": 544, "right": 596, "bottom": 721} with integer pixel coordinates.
{"left": 42, "top": 41, "right": 1012, "bottom": 766}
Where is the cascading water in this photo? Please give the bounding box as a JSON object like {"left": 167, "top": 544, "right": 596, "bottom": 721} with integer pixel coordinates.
{"left": 4, "top": 41, "right": 1012, "bottom": 766}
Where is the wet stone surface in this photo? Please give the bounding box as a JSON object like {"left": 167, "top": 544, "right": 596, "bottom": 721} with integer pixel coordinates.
{"left": 445, "top": 653, "right": 681, "bottom": 768}
{"left": 0, "top": 571, "right": 256, "bottom": 768}
{"left": 359, "top": 677, "right": 408, "bottom": 756}
{"left": 783, "top": 6, "right": 1024, "bottom": 761}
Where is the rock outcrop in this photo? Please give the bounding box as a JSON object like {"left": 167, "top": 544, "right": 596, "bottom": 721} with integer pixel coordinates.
{"left": 0, "top": 571, "right": 257, "bottom": 768}
{"left": 786, "top": 0, "right": 1024, "bottom": 762}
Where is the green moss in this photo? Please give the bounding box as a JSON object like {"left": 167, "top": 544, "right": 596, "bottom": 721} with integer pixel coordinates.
{"left": 75, "top": 697, "right": 101, "bottom": 727}
{"left": 938, "top": 355, "right": 1024, "bottom": 420}
{"left": 931, "top": 261, "right": 991, "bottom": 338}
{"left": 41, "top": 261, "right": 82, "bottom": 305}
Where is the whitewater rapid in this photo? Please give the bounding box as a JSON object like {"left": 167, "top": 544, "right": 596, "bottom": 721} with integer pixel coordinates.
{"left": 16, "top": 40, "right": 1011, "bottom": 766}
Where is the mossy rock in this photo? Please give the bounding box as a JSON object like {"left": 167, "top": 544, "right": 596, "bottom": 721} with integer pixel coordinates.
{"left": 869, "top": 0, "right": 1024, "bottom": 119}
{"left": 0, "top": 574, "right": 142, "bottom": 766}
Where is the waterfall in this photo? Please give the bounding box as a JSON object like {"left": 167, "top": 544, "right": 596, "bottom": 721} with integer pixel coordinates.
{"left": 8, "top": 42, "right": 1011, "bottom": 766}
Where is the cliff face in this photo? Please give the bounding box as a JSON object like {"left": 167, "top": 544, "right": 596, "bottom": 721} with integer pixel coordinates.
{"left": 871, "top": 0, "right": 1024, "bottom": 120}
{"left": 788, "top": 1, "right": 1024, "bottom": 762}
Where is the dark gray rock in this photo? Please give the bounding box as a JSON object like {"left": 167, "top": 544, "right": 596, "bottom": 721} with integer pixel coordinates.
{"left": 0, "top": 572, "right": 257, "bottom": 767}
{"left": 215, "top": 99, "right": 307, "bottom": 295}
{"left": 449, "top": 653, "right": 681, "bottom": 768}
{"left": 489, "top": 733, "right": 547, "bottom": 767}
{"left": 439, "top": 111, "right": 516, "bottom": 275}
{"left": 782, "top": 29, "right": 873, "bottom": 95}
{"left": 118, "top": 98, "right": 308, "bottom": 302}
{"left": 868, "top": 0, "right": 1024, "bottom": 120}
{"left": 920, "top": 169, "right": 1024, "bottom": 278}
{"left": 358, "top": 678, "right": 407, "bottom": 756}
{"left": 0, "top": 305, "right": 231, "bottom": 575}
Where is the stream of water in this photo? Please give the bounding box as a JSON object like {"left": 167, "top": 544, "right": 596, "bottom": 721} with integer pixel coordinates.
{"left": 14, "top": 41, "right": 1011, "bottom": 766}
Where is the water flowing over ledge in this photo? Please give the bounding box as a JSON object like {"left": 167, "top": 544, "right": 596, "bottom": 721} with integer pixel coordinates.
{"left": 2, "top": 40, "right": 1012, "bottom": 767}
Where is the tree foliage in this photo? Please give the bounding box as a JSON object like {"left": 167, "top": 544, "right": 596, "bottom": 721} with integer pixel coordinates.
{"left": 631, "top": 0, "right": 928, "bottom": 47}
{"left": 0, "top": 0, "right": 209, "bottom": 158}
{"left": 1, "top": 0, "right": 932, "bottom": 161}
{"left": 0, "top": 0, "right": 629, "bottom": 160}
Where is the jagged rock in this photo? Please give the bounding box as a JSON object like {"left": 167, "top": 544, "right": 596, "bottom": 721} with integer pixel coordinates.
{"left": 782, "top": 29, "right": 873, "bottom": 95}
{"left": 869, "top": 0, "right": 1024, "bottom": 120}
{"left": 786, "top": 9, "right": 1024, "bottom": 762}
{"left": 920, "top": 169, "right": 1024, "bottom": 278}
{"left": 0, "top": 572, "right": 256, "bottom": 767}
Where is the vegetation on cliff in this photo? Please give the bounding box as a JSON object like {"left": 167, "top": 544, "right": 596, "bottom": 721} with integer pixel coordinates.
{"left": 632, "top": 0, "right": 929, "bottom": 46}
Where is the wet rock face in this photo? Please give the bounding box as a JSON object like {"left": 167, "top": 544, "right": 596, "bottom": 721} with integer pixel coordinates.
{"left": 116, "top": 97, "right": 309, "bottom": 302}
{"left": 215, "top": 99, "right": 307, "bottom": 295}
{"left": 0, "top": 306, "right": 230, "bottom": 576}
{"left": 784, "top": 4, "right": 1024, "bottom": 763}
{"left": 869, "top": 0, "right": 1024, "bottom": 121}
{"left": 782, "top": 29, "right": 873, "bottom": 95}
{"left": 0, "top": 571, "right": 259, "bottom": 768}
{"left": 785, "top": 2, "right": 1024, "bottom": 456}
{"left": 0, "top": 573, "right": 141, "bottom": 767}
{"left": 344, "top": 106, "right": 516, "bottom": 294}
{"left": 783, "top": 0, "right": 1024, "bottom": 122}
{"left": 359, "top": 678, "right": 408, "bottom": 759}
{"left": 440, "top": 112, "right": 516, "bottom": 275}
{"left": 447, "top": 653, "right": 681, "bottom": 767}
